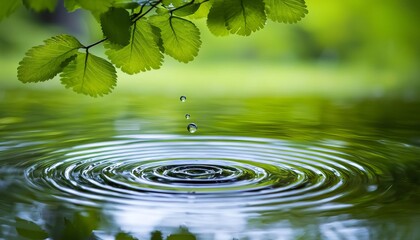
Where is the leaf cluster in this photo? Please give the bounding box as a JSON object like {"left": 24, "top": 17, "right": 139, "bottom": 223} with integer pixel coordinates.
{"left": 1, "top": 0, "right": 308, "bottom": 97}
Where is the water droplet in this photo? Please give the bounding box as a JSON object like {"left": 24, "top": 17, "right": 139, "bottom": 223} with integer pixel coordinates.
{"left": 187, "top": 123, "right": 197, "bottom": 133}
{"left": 185, "top": 114, "right": 190, "bottom": 119}
{"left": 180, "top": 96, "right": 186, "bottom": 102}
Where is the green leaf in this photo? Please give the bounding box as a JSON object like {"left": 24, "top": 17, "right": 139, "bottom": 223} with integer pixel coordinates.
{"left": 0, "top": 0, "right": 21, "bottom": 21}
{"left": 105, "top": 19, "right": 163, "bottom": 74}
{"left": 60, "top": 52, "right": 117, "bottom": 97}
{"left": 189, "top": 1, "right": 212, "bottom": 19}
{"left": 224, "top": 0, "right": 266, "bottom": 36}
{"left": 18, "top": 35, "right": 83, "bottom": 83}
{"left": 76, "top": 0, "right": 113, "bottom": 13}
{"left": 23, "top": 0, "right": 58, "bottom": 12}
{"left": 149, "top": 15, "right": 201, "bottom": 63}
{"left": 173, "top": 3, "right": 200, "bottom": 17}
{"left": 100, "top": 7, "right": 131, "bottom": 46}
{"left": 207, "top": 0, "right": 230, "bottom": 36}
{"left": 264, "top": 0, "right": 308, "bottom": 23}
{"left": 112, "top": 0, "right": 139, "bottom": 9}
{"left": 15, "top": 218, "right": 48, "bottom": 240}
{"left": 64, "top": 0, "right": 80, "bottom": 12}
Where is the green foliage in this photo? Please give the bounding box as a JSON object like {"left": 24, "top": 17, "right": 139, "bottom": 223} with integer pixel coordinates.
{"left": 17, "top": 35, "right": 83, "bottom": 83}
{"left": 5, "top": 0, "right": 308, "bottom": 97}
{"left": 60, "top": 52, "right": 117, "bottom": 97}
{"left": 264, "top": 0, "right": 308, "bottom": 23}
{"left": 106, "top": 19, "right": 163, "bottom": 74}
{"left": 149, "top": 14, "right": 201, "bottom": 63}
{"left": 100, "top": 7, "right": 132, "bottom": 46}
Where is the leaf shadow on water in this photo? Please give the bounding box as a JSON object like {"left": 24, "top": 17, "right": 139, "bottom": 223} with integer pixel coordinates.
{"left": 13, "top": 208, "right": 199, "bottom": 240}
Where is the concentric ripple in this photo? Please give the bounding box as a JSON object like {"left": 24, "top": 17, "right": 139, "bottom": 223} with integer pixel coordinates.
{"left": 24, "top": 135, "right": 393, "bottom": 213}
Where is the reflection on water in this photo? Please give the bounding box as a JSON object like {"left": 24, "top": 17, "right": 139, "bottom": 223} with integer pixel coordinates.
{"left": 0, "top": 90, "right": 420, "bottom": 239}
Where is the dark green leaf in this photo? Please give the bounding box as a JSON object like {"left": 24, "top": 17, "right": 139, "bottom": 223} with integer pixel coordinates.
{"left": 150, "top": 231, "right": 163, "bottom": 240}
{"left": 18, "top": 35, "right": 83, "bottom": 83}
{"left": 149, "top": 14, "right": 201, "bottom": 63}
{"left": 60, "top": 52, "right": 117, "bottom": 97}
{"left": 115, "top": 232, "right": 138, "bottom": 240}
{"left": 15, "top": 218, "right": 48, "bottom": 240}
{"left": 100, "top": 7, "right": 131, "bottom": 46}
{"left": 264, "top": 0, "right": 308, "bottom": 23}
{"left": 23, "top": 0, "right": 58, "bottom": 12}
{"left": 105, "top": 19, "right": 163, "bottom": 74}
{"left": 224, "top": 0, "right": 266, "bottom": 36}
{"left": 173, "top": 3, "right": 200, "bottom": 17}
{"left": 0, "top": 0, "right": 21, "bottom": 21}
{"left": 207, "top": 0, "right": 229, "bottom": 36}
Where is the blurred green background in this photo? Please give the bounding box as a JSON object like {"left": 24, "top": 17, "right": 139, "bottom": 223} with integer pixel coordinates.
{"left": 0, "top": 0, "right": 419, "bottom": 99}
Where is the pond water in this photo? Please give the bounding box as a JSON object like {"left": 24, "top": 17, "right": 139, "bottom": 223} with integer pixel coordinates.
{"left": 0, "top": 90, "right": 419, "bottom": 239}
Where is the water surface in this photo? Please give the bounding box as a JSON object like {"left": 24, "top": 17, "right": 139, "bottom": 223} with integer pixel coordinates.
{"left": 0, "top": 90, "right": 419, "bottom": 239}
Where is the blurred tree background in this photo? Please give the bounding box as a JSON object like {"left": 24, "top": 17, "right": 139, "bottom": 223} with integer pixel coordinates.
{"left": 0, "top": 0, "right": 419, "bottom": 99}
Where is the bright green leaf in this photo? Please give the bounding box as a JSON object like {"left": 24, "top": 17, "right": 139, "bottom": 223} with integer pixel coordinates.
{"left": 264, "top": 0, "right": 308, "bottom": 23}
{"left": 150, "top": 14, "right": 201, "bottom": 63}
{"left": 100, "top": 8, "right": 131, "bottom": 46}
{"left": 189, "top": 1, "right": 212, "bottom": 19}
{"left": 60, "top": 52, "right": 117, "bottom": 97}
{"left": 224, "top": 0, "right": 266, "bottom": 36}
{"left": 207, "top": 0, "right": 229, "bottom": 36}
{"left": 18, "top": 35, "right": 83, "bottom": 83}
{"left": 23, "top": 0, "right": 57, "bottom": 12}
{"left": 0, "top": 0, "right": 21, "bottom": 21}
{"left": 76, "top": 0, "right": 113, "bottom": 13}
{"left": 64, "top": 0, "right": 80, "bottom": 12}
{"left": 105, "top": 19, "right": 163, "bottom": 74}
{"left": 15, "top": 218, "right": 48, "bottom": 240}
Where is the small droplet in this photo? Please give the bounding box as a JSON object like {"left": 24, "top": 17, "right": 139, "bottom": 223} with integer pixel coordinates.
{"left": 185, "top": 114, "right": 190, "bottom": 119}
{"left": 187, "top": 123, "right": 197, "bottom": 133}
{"left": 180, "top": 96, "right": 186, "bottom": 102}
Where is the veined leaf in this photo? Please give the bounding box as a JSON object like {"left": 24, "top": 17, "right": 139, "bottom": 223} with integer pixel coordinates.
{"left": 224, "top": 0, "right": 266, "bottom": 36}
{"left": 0, "top": 0, "right": 21, "bottom": 21}
{"left": 100, "top": 8, "right": 131, "bottom": 46}
{"left": 23, "top": 0, "right": 58, "bottom": 12}
{"left": 18, "top": 35, "right": 83, "bottom": 83}
{"left": 150, "top": 15, "right": 201, "bottom": 63}
{"left": 76, "top": 0, "right": 113, "bottom": 13}
{"left": 207, "top": 0, "right": 229, "bottom": 36}
{"left": 105, "top": 19, "right": 163, "bottom": 74}
{"left": 60, "top": 52, "right": 117, "bottom": 97}
{"left": 264, "top": 0, "right": 308, "bottom": 23}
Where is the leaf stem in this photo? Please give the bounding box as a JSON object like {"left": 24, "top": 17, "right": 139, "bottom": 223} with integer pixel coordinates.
{"left": 83, "top": 38, "right": 108, "bottom": 50}
{"left": 82, "top": 0, "right": 162, "bottom": 51}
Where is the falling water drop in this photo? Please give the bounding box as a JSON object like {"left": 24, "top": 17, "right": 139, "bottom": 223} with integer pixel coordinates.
{"left": 187, "top": 123, "right": 197, "bottom": 133}
{"left": 180, "top": 96, "right": 186, "bottom": 102}
{"left": 185, "top": 114, "right": 191, "bottom": 119}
